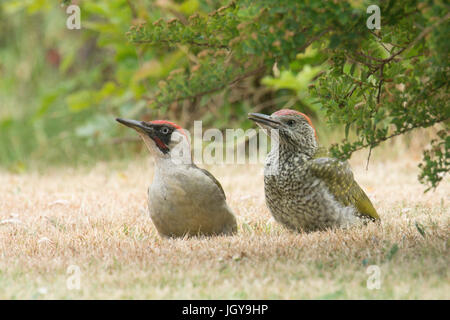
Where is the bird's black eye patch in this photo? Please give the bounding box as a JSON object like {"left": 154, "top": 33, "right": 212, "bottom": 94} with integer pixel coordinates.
{"left": 160, "top": 126, "right": 170, "bottom": 135}
{"left": 147, "top": 124, "right": 175, "bottom": 154}
{"left": 287, "top": 120, "right": 296, "bottom": 126}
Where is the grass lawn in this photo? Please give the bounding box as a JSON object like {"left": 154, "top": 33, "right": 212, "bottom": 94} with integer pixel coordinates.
{"left": 0, "top": 145, "right": 448, "bottom": 299}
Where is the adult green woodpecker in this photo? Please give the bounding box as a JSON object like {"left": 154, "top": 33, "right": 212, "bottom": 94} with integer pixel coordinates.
{"left": 248, "top": 109, "right": 379, "bottom": 232}
{"left": 116, "top": 118, "right": 237, "bottom": 237}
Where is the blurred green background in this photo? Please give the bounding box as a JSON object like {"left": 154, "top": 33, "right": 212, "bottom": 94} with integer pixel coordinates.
{"left": 0, "top": 0, "right": 260, "bottom": 170}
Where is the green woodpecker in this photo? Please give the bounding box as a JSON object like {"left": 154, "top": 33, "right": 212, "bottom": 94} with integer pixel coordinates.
{"left": 249, "top": 109, "right": 379, "bottom": 232}
{"left": 116, "top": 118, "right": 237, "bottom": 238}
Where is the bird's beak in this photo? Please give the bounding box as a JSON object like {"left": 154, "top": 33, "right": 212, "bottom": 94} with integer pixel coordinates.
{"left": 248, "top": 113, "right": 282, "bottom": 129}
{"left": 116, "top": 118, "right": 151, "bottom": 134}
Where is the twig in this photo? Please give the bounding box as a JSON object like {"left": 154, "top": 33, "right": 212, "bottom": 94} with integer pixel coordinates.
{"left": 297, "top": 27, "right": 332, "bottom": 53}
{"left": 366, "top": 146, "right": 372, "bottom": 170}
{"left": 381, "top": 12, "right": 450, "bottom": 64}
{"left": 341, "top": 82, "right": 359, "bottom": 100}
{"left": 355, "top": 51, "right": 385, "bottom": 63}
{"left": 345, "top": 115, "right": 449, "bottom": 155}
{"left": 132, "top": 39, "right": 229, "bottom": 49}
{"left": 377, "top": 64, "right": 384, "bottom": 104}
{"left": 344, "top": 12, "right": 450, "bottom": 100}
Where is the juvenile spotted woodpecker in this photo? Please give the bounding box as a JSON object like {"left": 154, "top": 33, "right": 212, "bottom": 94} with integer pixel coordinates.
{"left": 249, "top": 109, "right": 379, "bottom": 232}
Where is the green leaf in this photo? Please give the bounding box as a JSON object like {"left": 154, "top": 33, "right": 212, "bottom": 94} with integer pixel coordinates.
{"left": 415, "top": 222, "right": 426, "bottom": 238}
{"left": 66, "top": 90, "right": 95, "bottom": 112}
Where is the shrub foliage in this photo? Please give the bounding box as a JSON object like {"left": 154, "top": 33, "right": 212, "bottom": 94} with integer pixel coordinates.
{"left": 128, "top": 0, "right": 449, "bottom": 189}
{"left": 0, "top": 0, "right": 447, "bottom": 189}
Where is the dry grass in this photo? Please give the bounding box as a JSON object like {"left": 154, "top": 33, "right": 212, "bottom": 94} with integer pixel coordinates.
{"left": 0, "top": 140, "right": 448, "bottom": 299}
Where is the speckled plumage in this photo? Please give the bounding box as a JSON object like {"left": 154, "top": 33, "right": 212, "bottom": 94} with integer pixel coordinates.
{"left": 249, "top": 110, "right": 379, "bottom": 232}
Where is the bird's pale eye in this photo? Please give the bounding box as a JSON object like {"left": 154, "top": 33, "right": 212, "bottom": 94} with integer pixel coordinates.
{"left": 161, "top": 127, "right": 170, "bottom": 135}
{"left": 287, "top": 120, "right": 295, "bottom": 126}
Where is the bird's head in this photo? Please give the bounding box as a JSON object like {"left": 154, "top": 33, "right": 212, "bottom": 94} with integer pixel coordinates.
{"left": 248, "top": 109, "right": 318, "bottom": 154}
{"left": 116, "top": 118, "right": 191, "bottom": 163}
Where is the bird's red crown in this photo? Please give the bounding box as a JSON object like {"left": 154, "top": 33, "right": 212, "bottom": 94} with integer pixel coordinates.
{"left": 272, "top": 109, "right": 317, "bottom": 140}
{"left": 150, "top": 120, "right": 189, "bottom": 143}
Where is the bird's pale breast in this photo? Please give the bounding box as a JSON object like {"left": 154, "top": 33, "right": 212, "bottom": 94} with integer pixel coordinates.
{"left": 264, "top": 152, "right": 358, "bottom": 232}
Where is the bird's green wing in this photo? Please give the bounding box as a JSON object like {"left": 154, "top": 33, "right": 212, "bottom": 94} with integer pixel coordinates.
{"left": 192, "top": 164, "right": 227, "bottom": 200}
{"left": 313, "top": 146, "right": 329, "bottom": 158}
{"left": 306, "top": 157, "right": 380, "bottom": 221}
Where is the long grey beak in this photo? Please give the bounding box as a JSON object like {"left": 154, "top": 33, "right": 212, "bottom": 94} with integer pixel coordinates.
{"left": 116, "top": 118, "right": 149, "bottom": 133}
{"left": 248, "top": 113, "right": 282, "bottom": 128}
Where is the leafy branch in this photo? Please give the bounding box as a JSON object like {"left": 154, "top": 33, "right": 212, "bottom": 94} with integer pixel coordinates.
{"left": 129, "top": 0, "right": 449, "bottom": 190}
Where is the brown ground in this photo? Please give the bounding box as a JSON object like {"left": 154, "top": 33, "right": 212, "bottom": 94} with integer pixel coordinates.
{"left": 0, "top": 143, "right": 448, "bottom": 299}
